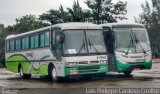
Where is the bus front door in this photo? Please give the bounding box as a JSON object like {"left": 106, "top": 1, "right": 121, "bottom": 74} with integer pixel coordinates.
{"left": 103, "top": 28, "right": 116, "bottom": 72}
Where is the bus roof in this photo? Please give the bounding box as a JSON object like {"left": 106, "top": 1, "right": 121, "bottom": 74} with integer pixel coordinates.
{"left": 101, "top": 23, "right": 145, "bottom": 28}
{"left": 6, "top": 22, "right": 102, "bottom": 40}
{"left": 54, "top": 22, "right": 101, "bottom": 29}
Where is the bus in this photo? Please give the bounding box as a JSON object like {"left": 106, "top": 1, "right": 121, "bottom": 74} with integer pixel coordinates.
{"left": 102, "top": 23, "right": 152, "bottom": 75}
{"left": 5, "top": 22, "right": 108, "bottom": 81}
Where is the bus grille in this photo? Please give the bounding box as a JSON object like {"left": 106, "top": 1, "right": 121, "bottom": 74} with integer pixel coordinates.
{"left": 78, "top": 61, "right": 99, "bottom": 64}
{"left": 130, "top": 56, "right": 143, "bottom": 58}
{"left": 78, "top": 66, "right": 100, "bottom": 73}
{"left": 128, "top": 62, "right": 144, "bottom": 64}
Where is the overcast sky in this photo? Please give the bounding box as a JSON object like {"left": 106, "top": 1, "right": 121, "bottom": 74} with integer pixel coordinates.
{"left": 0, "top": 0, "right": 152, "bottom": 26}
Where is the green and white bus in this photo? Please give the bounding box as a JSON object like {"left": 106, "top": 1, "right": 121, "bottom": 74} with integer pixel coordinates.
{"left": 5, "top": 22, "right": 108, "bottom": 81}
{"left": 102, "top": 23, "right": 152, "bottom": 75}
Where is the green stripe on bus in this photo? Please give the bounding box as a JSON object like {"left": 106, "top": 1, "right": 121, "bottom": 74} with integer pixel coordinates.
{"left": 6, "top": 55, "right": 48, "bottom": 75}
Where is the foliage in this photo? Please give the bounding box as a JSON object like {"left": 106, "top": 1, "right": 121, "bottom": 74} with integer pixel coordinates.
{"left": 0, "top": 24, "right": 6, "bottom": 66}
{"left": 0, "top": 24, "right": 4, "bottom": 32}
{"left": 0, "top": 48, "right": 5, "bottom": 67}
{"left": 0, "top": 15, "right": 49, "bottom": 66}
{"left": 66, "top": 0, "right": 93, "bottom": 22}
{"left": 135, "top": 0, "right": 160, "bottom": 48}
{"left": 39, "top": 10, "right": 62, "bottom": 25}
{"left": 39, "top": 0, "right": 89, "bottom": 24}
{"left": 39, "top": 0, "right": 127, "bottom": 24}
{"left": 15, "top": 15, "right": 49, "bottom": 33}
{"left": 85, "top": 0, "right": 127, "bottom": 24}
{"left": 59, "top": 5, "right": 72, "bottom": 22}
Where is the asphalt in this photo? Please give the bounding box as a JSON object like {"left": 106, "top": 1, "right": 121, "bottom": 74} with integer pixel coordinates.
{"left": 0, "top": 60, "right": 160, "bottom": 94}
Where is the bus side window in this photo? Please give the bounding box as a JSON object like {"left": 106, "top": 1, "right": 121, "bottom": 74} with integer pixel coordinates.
{"left": 22, "top": 37, "right": 25, "bottom": 49}
{"left": 10, "top": 40, "right": 15, "bottom": 51}
{"left": 25, "top": 36, "right": 29, "bottom": 49}
{"left": 30, "top": 35, "right": 35, "bottom": 48}
{"left": 55, "top": 30, "right": 63, "bottom": 61}
{"left": 51, "top": 30, "right": 55, "bottom": 50}
{"left": 51, "top": 28, "right": 61, "bottom": 52}
{"left": 40, "top": 33, "right": 45, "bottom": 47}
{"left": 35, "top": 34, "right": 39, "bottom": 48}
{"left": 45, "top": 32, "right": 50, "bottom": 46}
{"left": 52, "top": 31, "right": 55, "bottom": 45}
{"left": 18, "top": 39, "right": 21, "bottom": 50}
{"left": 15, "top": 39, "right": 21, "bottom": 50}
{"left": 52, "top": 28, "right": 61, "bottom": 45}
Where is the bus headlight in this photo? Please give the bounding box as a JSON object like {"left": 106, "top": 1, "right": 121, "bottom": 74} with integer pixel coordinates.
{"left": 66, "top": 62, "right": 78, "bottom": 66}
{"left": 118, "top": 58, "right": 126, "bottom": 64}
{"left": 145, "top": 58, "right": 152, "bottom": 62}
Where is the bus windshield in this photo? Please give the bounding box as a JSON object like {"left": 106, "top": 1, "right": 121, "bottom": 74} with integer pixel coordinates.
{"left": 114, "top": 27, "right": 150, "bottom": 53}
{"left": 63, "top": 30, "right": 106, "bottom": 55}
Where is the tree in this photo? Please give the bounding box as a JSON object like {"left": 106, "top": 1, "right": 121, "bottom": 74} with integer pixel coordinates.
{"left": 0, "top": 15, "right": 49, "bottom": 66}
{"left": 0, "top": 24, "right": 5, "bottom": 47}
{"left": 59, "top": 5, "right": 71, "bottom": 22}
{"left": 135, "top": 0, "right": 151, "bottom": 28}
{"left": 39, "top": 6, "right": 72, "bottom": 24}
{"left": 85, "top": 0, "right": 127, "bottom": 24}
{"left": 0, "top": 24, "right": 4, "bottom": 32}
{"left": 15, "top": 15, "right": 49, "bottom": 33}
{"left": 135, "top": 0, "right": 160, "bottom": 49}
{"left": 67, "top": 0, "right": 85, "bottom": 22}
{"left": 39, "top": 10, "right": 61, "bottom": 25}
{"left": 0, "top": 24, "right": 7, "bottom": 65}
{"left": 39, "top": 0, "right": 127, "bottom": 24}
{"left": 0, "top": 24, "right": 5, "bottom": 49}
{"left": 39, "top": 0, "right": 92, "bottom": 23}
{"left": 135, "top": 0, "right": 160, "bottom": 26}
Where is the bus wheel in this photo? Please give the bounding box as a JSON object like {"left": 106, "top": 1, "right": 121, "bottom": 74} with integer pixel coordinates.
{"left": 19, "top": 66, "right": 31, "bottom": 79}
{"left": 50, "top": 66, "right": 59, "bottom": 82}
{"left": 123, "top": 71, "right": 132, "bottom": 76}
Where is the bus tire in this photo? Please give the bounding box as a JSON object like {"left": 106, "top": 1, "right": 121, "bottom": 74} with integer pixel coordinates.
{"left": 123, "top": 71, "right": 132, "bottom": 76}
{"left": 49, "top": 65, "right": 60, "bottom": 82}
{"left": 19, "top": 65, "right": 31, "bottom": 79}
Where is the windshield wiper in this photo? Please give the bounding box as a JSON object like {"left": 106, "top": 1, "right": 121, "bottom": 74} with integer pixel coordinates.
{"left": 77, "top": 39, "right": 85, "bottom": 54}
{"left": 134, "top": 34, "right": 146, "bottom": 54}
{"left": 125, "top": 33, "right": 134, "bottom": 55}
{"left": 88, "top": 39, "right": 100, "bottom": 53}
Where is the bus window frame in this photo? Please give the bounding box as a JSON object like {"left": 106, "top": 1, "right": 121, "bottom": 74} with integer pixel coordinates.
{"left": 61, "top": 29, "right": 107, "bottom": 57}
{"left": 6, "top": 28, "right": 51, "bottom": 53}
{"left": 51, "top": 27, "right": 62, "bottom": 61}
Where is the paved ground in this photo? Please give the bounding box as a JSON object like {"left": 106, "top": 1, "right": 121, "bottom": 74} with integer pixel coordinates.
{"left": 0, "top": 60, "right": 160, "bottom": 94}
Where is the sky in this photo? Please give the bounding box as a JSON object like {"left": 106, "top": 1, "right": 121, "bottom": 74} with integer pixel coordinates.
{"left": 0, "top": 0, "right": 152, "bottom": 27}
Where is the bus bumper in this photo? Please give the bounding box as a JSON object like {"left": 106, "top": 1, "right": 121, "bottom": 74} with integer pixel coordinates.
{"left": 116, "top": 60, "right": 152, "bottom": 72}
{"left": 64, "top": 64, "right": 108, "bottom": 76}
